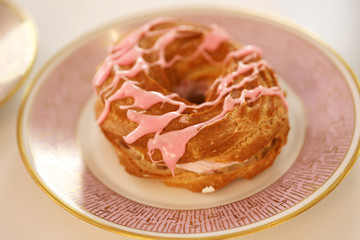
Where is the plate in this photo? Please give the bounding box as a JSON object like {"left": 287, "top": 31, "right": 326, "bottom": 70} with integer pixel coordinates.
{"left": 79, "top": 78, "right": 305, "bottom": 210}
{"left": 17, "top": 8, "right": 360, "bottom": 239}
{"left": 0, "top": 0, "right": 37, "bottom": 106}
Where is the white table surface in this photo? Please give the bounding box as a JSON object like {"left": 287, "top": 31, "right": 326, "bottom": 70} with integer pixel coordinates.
{"left": 1, "top": 0, "right": 359, "bottom": 239}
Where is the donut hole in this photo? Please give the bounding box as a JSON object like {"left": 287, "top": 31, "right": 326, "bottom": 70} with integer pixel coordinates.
{"left": 173, "top": 79, "right": 209, "bottom": 104}
{"left": 169, "top": 62, "right": 223, "bottom": 104}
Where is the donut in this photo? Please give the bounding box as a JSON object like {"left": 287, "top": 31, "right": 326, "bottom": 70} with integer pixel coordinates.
{"left": 92, "top": 18, "right": 290, "bottom": 193}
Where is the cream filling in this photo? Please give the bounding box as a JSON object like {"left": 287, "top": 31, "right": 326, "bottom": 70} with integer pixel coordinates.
{"left": 176, "top": 160, "right": 239, "bottom": 174}
{"left": 201, "top": 186, "right": 215, "bottom": 193}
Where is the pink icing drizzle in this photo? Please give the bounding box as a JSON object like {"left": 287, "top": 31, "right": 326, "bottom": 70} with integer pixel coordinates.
{"left": 93, "top": 18, "right": 288, "bottom": 175}
{"left": 125, "top": 110, "right": 181, "bottom": 144}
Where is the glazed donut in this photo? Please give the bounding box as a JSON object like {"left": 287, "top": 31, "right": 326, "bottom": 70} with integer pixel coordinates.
{"left": 93, "top": 18, "right": 290, "bottom": 193}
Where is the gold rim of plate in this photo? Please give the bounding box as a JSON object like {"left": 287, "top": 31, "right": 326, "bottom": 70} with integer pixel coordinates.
{"left": 16, "top": 6, "right": 360, "bottom": 240}
{"left": 0, "top": 0, "right": 38, "bottom": 106}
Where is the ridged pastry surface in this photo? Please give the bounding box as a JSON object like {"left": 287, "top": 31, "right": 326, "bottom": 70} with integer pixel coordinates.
{"left": 93, "top": 18, "right": 290, "bottom": 192}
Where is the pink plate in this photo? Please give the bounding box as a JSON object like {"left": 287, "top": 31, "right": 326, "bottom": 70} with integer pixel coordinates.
{"left": 17, "top": 8, "right": 360, "bottom": 239}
